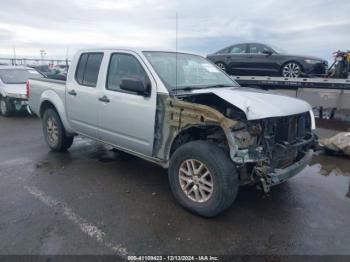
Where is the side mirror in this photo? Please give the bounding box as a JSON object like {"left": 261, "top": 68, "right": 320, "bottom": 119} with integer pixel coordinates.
{"left": 120, "top": 77, "right": 151, "bottom": 97}
{"left": 262, "top": 50, "right": 273, "bottom": 56}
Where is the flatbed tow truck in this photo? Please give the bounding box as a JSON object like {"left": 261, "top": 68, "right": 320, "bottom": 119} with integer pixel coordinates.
{"left": 232, "top": 76, "right": 350, "bottom": 121}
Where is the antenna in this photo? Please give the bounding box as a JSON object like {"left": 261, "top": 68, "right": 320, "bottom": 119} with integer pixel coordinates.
{"left": 66, "top": 47, "right": 69, "bottom": 67}
{"left": 175, "top": 12, "right": 178, "bottom": 95}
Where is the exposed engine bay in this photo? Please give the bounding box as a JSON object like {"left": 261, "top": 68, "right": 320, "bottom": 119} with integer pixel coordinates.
{"left": 154, "top": 92, "right": 315, "bottom": 192}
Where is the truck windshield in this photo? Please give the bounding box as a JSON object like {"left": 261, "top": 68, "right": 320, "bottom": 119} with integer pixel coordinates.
{"left": 0, "top": 69, "right": 41, "bottom": 84}
{"left": 143, "top": 51, "right": 239, "bottom": 93}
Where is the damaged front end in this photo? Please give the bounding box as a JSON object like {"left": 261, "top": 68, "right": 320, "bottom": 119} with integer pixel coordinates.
{"left": 153, "top": 93, "right": 315, "bottom": 192}
{"left": 233, "top": 112, "right": 315, "bottom": 192}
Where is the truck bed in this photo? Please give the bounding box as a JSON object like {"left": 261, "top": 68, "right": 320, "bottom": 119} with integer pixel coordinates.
{"left": 28, "top": 77, "right": 66, "bottom": 117}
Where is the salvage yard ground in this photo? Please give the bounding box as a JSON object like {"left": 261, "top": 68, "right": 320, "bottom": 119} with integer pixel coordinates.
{"left": 0, "top": 115, "right": 349, "bottom": 257}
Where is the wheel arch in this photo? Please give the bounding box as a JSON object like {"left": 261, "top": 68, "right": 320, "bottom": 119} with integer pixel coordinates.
{"left": 169, "top": 125, "right": 229, "bottom": 159}
{"left": 39, "top": 90, "right": 75, "bottom": 134}
{"left": 39, "top": 100, "right": 57, "bottom": 118}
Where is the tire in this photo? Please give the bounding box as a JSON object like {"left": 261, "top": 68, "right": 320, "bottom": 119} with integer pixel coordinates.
{"left": 0, "top": 97, "right": 14, "bottom": 117}
{"left": 281, "top": 62, "right": 302, "bottom": 78}
{"left": 42, "top": 108, "right": 74, "bottom": 152}
{"left": 168, "top": 141, "right": 239, "bottom": 217}
{"left": 335, "top": 61, "right": 346, "bottom": 79}
{"left": 215, "top": 62, "right": 227, "bottom": 72}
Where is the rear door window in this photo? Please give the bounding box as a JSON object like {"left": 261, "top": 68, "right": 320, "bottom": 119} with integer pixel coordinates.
{"left": 75, "top": 53, "right": 103, "bottom": 87}
{"left": 229, "top": 44, "right": 247, "bottom": 54}
{"left": 249, "top": 44, "right": 272, "bottom": 54}
{"left": 75, "top": 53, "right": 88, "bottom": 84}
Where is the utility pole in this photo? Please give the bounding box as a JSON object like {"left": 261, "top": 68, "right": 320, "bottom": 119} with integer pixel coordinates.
{"left": 40, "top": 49, "right": 46, "bottom": 65}
{"left": 13, "top": 47, "right": 17, "bottom": 66}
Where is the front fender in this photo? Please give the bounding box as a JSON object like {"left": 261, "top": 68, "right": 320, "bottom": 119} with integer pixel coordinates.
{"left": 40, "top": 90, "right": 75, "bottom": 134}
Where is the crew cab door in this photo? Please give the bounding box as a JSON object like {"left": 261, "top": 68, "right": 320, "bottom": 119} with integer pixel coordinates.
{"left": 97, "top": 51, "right": 157, "bottom": 156}
{"left": 66, "top": 52, "right": 104, "bottom": 138}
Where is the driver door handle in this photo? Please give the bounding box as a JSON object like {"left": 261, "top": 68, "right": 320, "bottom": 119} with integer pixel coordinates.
{"left": 68, "top": 89, "right": 77, "bottom": 96}
{"left": 98, "top": 95, "right": 110, "bottom": 103}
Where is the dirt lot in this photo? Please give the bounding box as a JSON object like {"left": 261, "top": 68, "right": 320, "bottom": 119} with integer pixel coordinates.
{"left": 0, "top": 115, "right": 349, "bottom": 258}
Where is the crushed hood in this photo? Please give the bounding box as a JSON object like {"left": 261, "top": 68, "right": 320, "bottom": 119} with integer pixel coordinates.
{"left": 192, "top": 87, "right": 312, "bottom": 120}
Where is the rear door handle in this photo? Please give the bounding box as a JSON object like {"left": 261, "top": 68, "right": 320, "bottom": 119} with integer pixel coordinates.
{"left": 98, "top": 95, "right": 110, "bottom": 103}
{"left": 68, "top": 89, "right": 77, "bottom": 96}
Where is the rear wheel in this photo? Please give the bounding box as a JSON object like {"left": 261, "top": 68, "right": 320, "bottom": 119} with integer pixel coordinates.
{"left": 281, "top": 62, "right": 302, "bottom": 78}
{"left": 168, "top": 141, "right": 239, "bottom": 217}
{"left": 42, "top": 108, "right": 74, "bottom": 152}
{"left": 0, "top": 97, "right": 14, "bottom": 117}
{"left": 215, "top": 62, "right": 227, "bottom": 72}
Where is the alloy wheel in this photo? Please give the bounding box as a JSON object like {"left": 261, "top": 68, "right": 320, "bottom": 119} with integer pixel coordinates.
{"left": 46, "top": 117, "right": 59, "bottom": 145}
{"left": 178, "top": 159, "right": 213, "bottom": 203}
{"left": 216, "top": 62, "right": 226, "bottom": 72}
{"left": 282, "top": 63, "right": 301, "bottom": 77}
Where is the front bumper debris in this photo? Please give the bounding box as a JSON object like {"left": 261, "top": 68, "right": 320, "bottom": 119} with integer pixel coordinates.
{"left": 259, "top": 149, "right": 313, "bottom": 192}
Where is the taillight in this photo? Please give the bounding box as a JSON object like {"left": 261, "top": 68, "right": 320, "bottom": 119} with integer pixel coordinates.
{"left": 26, "top": 80, "right": 30, "bottom": 99}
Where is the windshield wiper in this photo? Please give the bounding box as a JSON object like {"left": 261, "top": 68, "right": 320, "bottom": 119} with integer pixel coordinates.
{"left": 175, "top": 84, "right": 233, "bottom": 92}
{"left": 205, "top": 84, "right": 233, "bottom": 88}
{"left": 175, "top": 86, "right": 202, "bottom": 91}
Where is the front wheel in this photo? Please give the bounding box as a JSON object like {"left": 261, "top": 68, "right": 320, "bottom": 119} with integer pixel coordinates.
{"left": 215, "top": 62, "right": 227, "bottom": 72}
{"left": 0, "top": 97, "right": 14, "bottom": 117}
{"left": 42, "top": 108, "right": 74, "bottom": 152}
{"left": 281, "top": 62, "right": 302, "bottom": 78}
{"left": 168, "top": 141, "right": 239, "bottom": 217}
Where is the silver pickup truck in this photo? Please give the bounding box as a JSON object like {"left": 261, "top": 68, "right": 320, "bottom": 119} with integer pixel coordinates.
{"left": 29, "top": 48, "right": 316, "bottom": 217}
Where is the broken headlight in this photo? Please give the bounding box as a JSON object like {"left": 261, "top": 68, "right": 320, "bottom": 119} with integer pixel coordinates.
{"left": 233, "top": 130, "right": 255, "bottom": 149}
{"left": 248, "top": 124, "right": 262, "bottom": 136}
{"left": 232, "top": 123, "right": 261, "bottom": 149}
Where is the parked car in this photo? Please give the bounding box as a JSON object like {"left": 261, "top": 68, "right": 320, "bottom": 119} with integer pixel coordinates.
{"left": 28, "top": 48, "right": 315, "bottom": 217}
{"left": 31, "top": 65, "right": 64, "bottom": 79}
{"left": 52, "top": 64, "right": 69, "bottom": 74}
{"left": 207, "top": 43, "right": 328, "bottom": 77}
{"left": 46, "top": 73, "right": 67, "bottom": 81}
{"left": 32, "top": 65, "right": 52, "bottom": 75}
{"left": 0, "top": 66, "right": 43, "bottom": 116}
{"left": 31, "top": 65, "right": 67, "bottom": 80}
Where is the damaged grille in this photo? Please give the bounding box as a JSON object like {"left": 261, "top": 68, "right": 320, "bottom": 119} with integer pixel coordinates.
{"left": 263, "top": 112, "right": 312, "bottom": 168}
{"left": 274, "top": 112, "right": 311, "bottom": 144}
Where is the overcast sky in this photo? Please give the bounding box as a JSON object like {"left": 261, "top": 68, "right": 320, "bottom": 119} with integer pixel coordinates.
{"left": 0, "top": 0, "right": 349, "bottom": 61}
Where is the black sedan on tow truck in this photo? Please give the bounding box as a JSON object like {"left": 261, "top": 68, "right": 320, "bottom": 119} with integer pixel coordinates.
{"left": 207, "top": 42, "right": 328, "bottom": 78}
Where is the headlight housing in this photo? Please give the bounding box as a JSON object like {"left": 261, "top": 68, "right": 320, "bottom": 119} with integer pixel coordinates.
{"left": 233, "top": 130, "right": 255, "bottom": 149}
